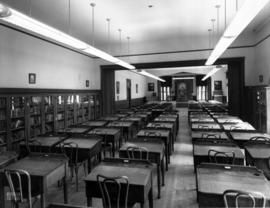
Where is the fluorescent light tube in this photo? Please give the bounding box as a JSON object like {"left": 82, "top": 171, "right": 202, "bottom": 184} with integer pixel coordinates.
{"left": 0, "top": 3, "right": 136, "bottom": 70}
{"left": 205, "top": 0, "right": 269, "bottom": 66}
{"left": 201, "top": 66, "right": 222, "bottom": 81}
{"left": 132, "top": 70, "right": 165, "bottom": 82}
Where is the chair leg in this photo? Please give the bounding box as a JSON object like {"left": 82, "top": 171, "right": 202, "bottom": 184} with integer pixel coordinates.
{"left": 83, "top": 162, "right": 87, "bottom": 176}
{"left": 75, "top": 166, "right": 79, "bottom": 191}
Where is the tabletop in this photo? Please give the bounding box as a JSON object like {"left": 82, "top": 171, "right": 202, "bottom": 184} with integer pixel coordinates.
{"left": 120, "top": 141, "right": 164, "bottom": 155}
{"left": 61, "top": 137, "right": 102, "bottom": 150}
{"left": 88, "top": 128, "right": 120, "bottom": 136}
{"left": 107, "top": 121, "right": 134, "bottom": 128}
{"left": 99, "top": 116, "right": 119, "bottom": 121}
{"left": 216, "top": 117, "right": 243, "bottom": 124}
{"left": 244, "top": 142, "right": 270, "bottom": 159}
{"left": 23, "top": 136, "right": 67, "bottom": 147}
{"left": 197, "top": 163, "right": 270, "bottom": 207}
{"left": 230, "top": 132, "right": 270, "bottom": 142}
{"left": 147, "top": 122, "right": 174, "bottom": 129}
{"left": 191, "top": 131, "right": 228, "bottom": 140}
{"left": 81, "top": 121, "right": 108, "bottom": 127}
{"left": 121, "top": 117, "right": 142, "bottom": 122}
{"left": 0, "top": 151, "right": 17, "bottom": 168}
{"left": 193, "top": 141, "right": 244, "bottom": 158}
{"left": 190, "top": 118, "right": 215, "bottom": 123}
{"left": 137, "top": 129, "right": 170, "bottom": 138}
{"left": 58, "top": 127, "right": 90, "bottom": 134}
{"left": 191, "top": 123, "right": 221, "bottom": 130}
{"left": 222, "top": 122, "right": 256, "bottom": 131}
{"left": 154, "top": 117, "right": 177, "bottom": 122}
{"left": 0, "top": 153, "right": 68, "bottom": 177}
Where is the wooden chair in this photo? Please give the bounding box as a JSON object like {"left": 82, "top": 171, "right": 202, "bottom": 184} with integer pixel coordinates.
{"left": 60, "top": 142, "right": 87, "bottom": 191}
{"left": 97, "top": 174, "right": 130, "bottom": 208}
{"left": 223, "top": 189, "right": 266, "bottom": 208}
{"left": 126, "top": 146, "right": 149, "bottom": 160}
{"left": 249, "top": 136, "right": 270, "bottom": 143}
{"left": 208, "top": 149, "right": 235, "bottom": 164}
{"left": 4, "top": 169, "right": 40, "bottom": 208}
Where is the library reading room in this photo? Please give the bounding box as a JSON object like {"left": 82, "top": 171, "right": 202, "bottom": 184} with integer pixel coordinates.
{"left": 0, "top": 0, "right": 270, "bottom": 208}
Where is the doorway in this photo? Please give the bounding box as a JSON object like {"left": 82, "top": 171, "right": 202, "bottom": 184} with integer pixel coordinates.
{"left": 126, "top": 79, "right": 131, "bottom": 108}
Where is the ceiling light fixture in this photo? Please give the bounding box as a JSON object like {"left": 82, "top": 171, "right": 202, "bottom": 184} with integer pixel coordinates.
{"left": 205, "top": 0, "right": 269, "bottom": 66}
{"left": 132, "top": 69, "right": 165, "bottom": 82}
{"left": 202, "top": 65, "right": 223, "bottom": 81}
{"left": 0, "top": 3, "right": 135, "bottom": 70}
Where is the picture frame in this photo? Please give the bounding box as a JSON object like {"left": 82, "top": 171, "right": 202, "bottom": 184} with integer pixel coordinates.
{"left": 28, "top": 73, "right": 36, "bottom": 84}
{"left": 86, "top": 80, "right": 89, "bottom": 87}
{"left": 214, "top": 80, "right": 222, "bottom": 90}
{"left": 148, "top": 83, "right": 154, "bottom": 91}
{"left": 116, "top": 81, "right": 120, "bottom": 94}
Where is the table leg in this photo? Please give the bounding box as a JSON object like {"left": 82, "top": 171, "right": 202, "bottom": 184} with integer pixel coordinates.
{"left": 88, "top": 158, "right": 92, "bottom": 173}
{"left": 157, "top": 162, "right": 161, "bottom": 199}
{"left": 63, "top": 176, "right": 68, "bottom": 203}
{"left": 41, "top": 179, "right": 47, "bottom": 208}
{"left": 161, "top": 157, "right": 165, "bottom": 186}
{"left": 165, "top": 144, "right": 169, "bottom": 171}
{"left": 0, "top": 176, "right": 5, "bottom": 208}
{"left": 41, "top": 193, "right": 45, "bottom": 208}
{"left": 87, "top": 197, "right": 92, "bottom": 207}
{"left": 148, "top": 187, "right": 153, "bottom": 208}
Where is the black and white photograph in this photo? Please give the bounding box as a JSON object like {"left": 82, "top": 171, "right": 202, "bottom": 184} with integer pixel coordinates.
{"left": 0, "top": 0, "right": 270, "bottom": 208}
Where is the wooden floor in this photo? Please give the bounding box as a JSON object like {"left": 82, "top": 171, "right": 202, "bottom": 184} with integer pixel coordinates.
{"left": 43, "top": 107, "right": 198, "bottom": 208}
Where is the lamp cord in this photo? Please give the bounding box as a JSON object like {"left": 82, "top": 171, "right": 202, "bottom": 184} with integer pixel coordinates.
{"left": 90, "top": 3, "right": 96, "bottom": 46}
{"left": 118, "top": 29, "right": 122, "bottom": 56}
{"left": 106, "top": 18, "right": 111, "bottom": 52}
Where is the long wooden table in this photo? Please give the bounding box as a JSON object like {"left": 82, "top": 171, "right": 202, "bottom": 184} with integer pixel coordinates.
{"left": 56, "top": 137, "right": 102, "bottom": 173}
{"left": 193, "top": 140, "right": 245, "bottom": 168}
{"left": 197, "top": 163, "right": 270, "bottom": 207}
{"left": 87, "top": 128, "right": 121, "bottom": 157}
{"left": 154, "top": 117, "right": 178, "bottom": 133}
{"left": 147, "top": 122, "right": 175, "bottom": 151}
{"left": 191, "top": 131, "right": 229, "bottom": 143}
{"left": 137, "top": 129, "right": 170, "bottom": 170}
{"left": 84, "top": 158, "right": 153, "bottom": 208}
{"left": 0, "top": 151, "right": 17, "bottom": 168}
{"left": 222, "top": 122, "right": 256, "bottom": 132}
{"left": 20, "top": 136, "right": 67, "bottom": 154}
{"left": 0, "top": 153, "right": 68, "bottom": 208}
{"left": 191, "top": 122, "right": 222, "bottom": 131}
{"left": 244, "top": 142, "right": 270, "bottom": 180}
{"left": 119, "top": 139, "right": 165, "bottom": 199}
{"left": 121, "top": 117, "right": 143, "bottom": 132}
{"left": 230, "top": 132, "right": 270, "bottom": 148}
{"left": 106, "top": 121, "right": 135, "bottom": 141}
{"left": 79, "top": 121, "right": 108, "bottom": 129}
{"left": 57, "top": 127, "right": 91, "bottom": 136}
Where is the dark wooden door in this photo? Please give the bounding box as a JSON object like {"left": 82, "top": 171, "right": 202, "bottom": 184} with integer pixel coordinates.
{"left": 126, "top": 79, "right": 131, "bottom": 108}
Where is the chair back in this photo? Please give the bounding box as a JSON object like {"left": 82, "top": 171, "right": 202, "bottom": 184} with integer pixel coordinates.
{"left": 4, "top": 169, "right": 32, "bottom": 208}
{"left": 126, "top": 146, "right": 149, "bottom": 160}
{"left": 223, "top": 189, "right": 266, "bottom": 208}
{"left": 208, "top": 149, "right": 235, "bottom": 164}
{"left": 60, "top": 142, "right": 78, "bottom": 165}
{"left": 249, "top": 136, "right": 270, "bottom": 143}
{"left": 97, "top": 174, "right": 129, "bottom": 208}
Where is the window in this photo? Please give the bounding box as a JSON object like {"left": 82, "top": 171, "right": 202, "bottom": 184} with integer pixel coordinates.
{"left": 160, "top": 87, "right": 171, "bottom": 101}
{"left": 197, "top": 86, "right": 208, "bottom": 101}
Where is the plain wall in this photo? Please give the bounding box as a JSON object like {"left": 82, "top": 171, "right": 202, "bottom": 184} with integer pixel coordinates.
{"left": 114, "top": 70, "right": 147, "bottom": 101}
{"left": 0, "top": 25, "right": 100, "bottom": 89}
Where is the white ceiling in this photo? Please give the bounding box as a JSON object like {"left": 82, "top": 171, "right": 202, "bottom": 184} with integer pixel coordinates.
{"left": 2, "top": 0, "right": 270, "bottom": 48}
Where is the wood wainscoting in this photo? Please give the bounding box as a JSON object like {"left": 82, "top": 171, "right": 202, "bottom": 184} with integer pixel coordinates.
{"left": 115, "top": 97, "right": 146, "bottom": 111}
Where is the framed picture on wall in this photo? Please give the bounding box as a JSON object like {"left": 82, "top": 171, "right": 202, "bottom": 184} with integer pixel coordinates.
{"left": 136, "top": 84, "right": 138, "bottom": 93}
{"left": 148, "top": 83, "right": 154, "bottom": 91}
{"left": 29, "top": 73, "right": 36, "bottom": 84}
{"left": 116, "top": 81, "right": 120, "bottom": 94}
{"left": 214, "top": 80, "right": 222, "bottom": 90}
{"left": 86, "top": 80, "right": 89, "bottom": 87}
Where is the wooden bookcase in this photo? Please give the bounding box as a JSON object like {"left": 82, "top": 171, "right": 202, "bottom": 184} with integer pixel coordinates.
{"left": 0, "top": 89, "right": 101, "bottom": 151}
